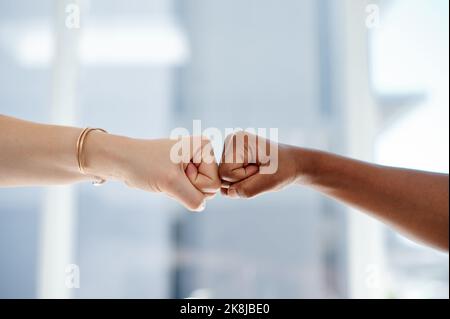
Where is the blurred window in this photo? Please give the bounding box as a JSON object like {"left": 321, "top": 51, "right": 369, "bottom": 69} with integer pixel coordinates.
{"left": 371, "top": 0, "right": 449, "bottom": 299}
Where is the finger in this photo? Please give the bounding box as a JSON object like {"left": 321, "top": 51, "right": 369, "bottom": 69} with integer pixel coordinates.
{"left": 204, "top": 192, "right": 217, "bottom": 200}
{"left": 221, "top": 181, "right": 231, "bottom": 189}
{"left": 197, "top": 143, "right": 221, "bottom": 192}
{"left": 228, "top": 173, "right": 268, "bottom": 199}
{"left": 168, "top": 173, "right": 206, "bottom": 212}
{"left": 220, "top": 186, "right": 240, "bottom": 199}
{"left": 185, "top": 162, "right": 198, "bottom": 182}
{"left": 220, "top": 187, "right": 228, "bottom": 196}
{"left": 227, "top": 187, "right": 240, "bottom": 199}
{"left": 221, "top": 133, "right": 244, "bottom": 165}
{"left": 219, "top": 132, "right": 260, "bottom": 183}
{"left": 219, "top": 163, "right": 259, "bottom": 183}
{"left": 188, "top": 141, "right": 221, "bottom": 193}
{"left": 188, "top": 166, "right": 220, "bottom": 193}
{"left": 221, "top": 133, "right": 235, "bottom": 164}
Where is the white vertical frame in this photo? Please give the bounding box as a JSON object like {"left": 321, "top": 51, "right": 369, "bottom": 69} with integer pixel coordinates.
{"left": 37, "top": 0, "right": 81, "bottom": 299}
{"left": 332, "top": 0, "right": 386, "bottom": 298}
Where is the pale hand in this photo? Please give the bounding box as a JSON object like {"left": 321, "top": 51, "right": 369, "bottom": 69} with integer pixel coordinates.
{"left": 86, "top": 133, "right": 221, "bottom": 211}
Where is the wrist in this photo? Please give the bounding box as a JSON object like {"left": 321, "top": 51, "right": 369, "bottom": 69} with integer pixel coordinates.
{"left": 82, "top": 131, "right": 132, "bottom": 182}
{"left": 290, "top": 146, "right": 320, "bottom": 186}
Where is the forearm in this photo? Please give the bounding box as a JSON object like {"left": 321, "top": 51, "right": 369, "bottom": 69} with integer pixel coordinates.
{"left": 0, "top": 115, "right": 127, "bottom": 186}
{"left": 295, "top": 148, "right": 449, "bottom": 251}
{"left": 0, "top": 115, "right": 88, "bottom": 185}
{"left": 0, "top": 115, "right": 217, "bottom": 211}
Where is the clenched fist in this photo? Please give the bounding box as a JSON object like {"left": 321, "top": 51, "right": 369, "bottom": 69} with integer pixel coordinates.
{"left": 219, "top": 131, "right": 301, "bottom": 199}
{"left": 85, "top": 134, "right": 221, "bottom": 211}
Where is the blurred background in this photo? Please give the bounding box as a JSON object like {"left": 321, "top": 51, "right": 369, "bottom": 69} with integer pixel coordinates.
{"left": 0, "top": 0, "right": 448, "bottom": 298}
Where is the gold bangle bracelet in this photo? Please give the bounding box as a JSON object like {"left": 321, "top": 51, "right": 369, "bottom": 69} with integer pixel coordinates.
{"left": 76, "top": 127, "right": 108, "bottom": 186}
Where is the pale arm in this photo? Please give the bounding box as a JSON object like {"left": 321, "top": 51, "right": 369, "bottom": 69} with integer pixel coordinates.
{"left": 0, "top": 115, "right": 221, "bottom": 211}
{"left": 0, "top": 114, "right": 89, "bottom": 186}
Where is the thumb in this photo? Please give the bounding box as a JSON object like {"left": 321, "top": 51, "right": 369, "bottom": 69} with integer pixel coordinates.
{"left": 226, "top": 173, "right": 268, "bottom": 199}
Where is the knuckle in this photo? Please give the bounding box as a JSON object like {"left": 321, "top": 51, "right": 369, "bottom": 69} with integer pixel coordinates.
{"left": 209, "top": 178, "right": 222, "bottom": 193}
{"left": 212, "top": 177, "right": 222, "bottom": 189}
{"left": 224, "top": 133, "right": 234, "bottom": 144}
{"left": 189, "top": 198, "right": 205, "bottom": 212}
{"left": 237, "top": 185, "right": 251, "bottom": 199}
{"left": 218, "top": 164, "right": 233, "bottom": 179}
{"left": 201, "top": 136, "right": 211, "bottom": 144}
